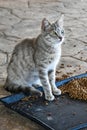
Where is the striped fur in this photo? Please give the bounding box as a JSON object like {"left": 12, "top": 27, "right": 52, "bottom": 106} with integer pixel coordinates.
{"left": 4, "top": 15, "right": 64, "bottom": 101}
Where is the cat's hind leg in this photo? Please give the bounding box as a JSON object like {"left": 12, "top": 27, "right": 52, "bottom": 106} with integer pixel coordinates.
{"left": 28, "top": 86, "right": 42, "bottom": 97}
{"left": 4, "top": 78, "right": 42, "bottom": 97}
{"left": 4, "top": 79, "right": 21, "bottom": 93}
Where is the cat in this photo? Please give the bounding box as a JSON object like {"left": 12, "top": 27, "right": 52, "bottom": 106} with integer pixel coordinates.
{"left": 4, "top": 15, "right": 64, "bottom": 101}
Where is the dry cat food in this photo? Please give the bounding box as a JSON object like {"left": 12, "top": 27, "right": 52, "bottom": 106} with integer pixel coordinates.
{"left": 60, "top": 78, "right": 87, "bottom": 101}
{"left": 22, "top": 78, "right": 87, "bottom": 101}
{"left": 21, "top": 95, "right": 39, "bottom": 101}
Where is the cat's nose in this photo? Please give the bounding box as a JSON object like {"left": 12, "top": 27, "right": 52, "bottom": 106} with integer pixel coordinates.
{"left": 59, "top": 36, "right": 62, "bottom": 41}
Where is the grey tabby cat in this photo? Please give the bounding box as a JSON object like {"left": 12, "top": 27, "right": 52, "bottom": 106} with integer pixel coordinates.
{"left": 4, "top": 15, "right": 64, "bottom": 101}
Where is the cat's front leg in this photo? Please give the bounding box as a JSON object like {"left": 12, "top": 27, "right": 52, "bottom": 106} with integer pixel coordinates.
{"left": 39, "top": 69, "right": 55, "bottom": 101}
{"left": 48, "top": 69, "right": 61, "bottom": 96}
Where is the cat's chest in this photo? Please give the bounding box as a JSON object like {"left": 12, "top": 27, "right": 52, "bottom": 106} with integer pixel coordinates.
{"left": 47, "top": 53, "right": 60, "bottom": 70}
{"left": 47, "top": 60, "right": 57, "bottom": 70}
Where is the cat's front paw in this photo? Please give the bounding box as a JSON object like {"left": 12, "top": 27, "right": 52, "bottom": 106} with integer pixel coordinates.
{"left": 53, "top": 88, "right": 61, "bottom": 96}
{"left": 45, "top": 94, "right": 55, "bottom": 101}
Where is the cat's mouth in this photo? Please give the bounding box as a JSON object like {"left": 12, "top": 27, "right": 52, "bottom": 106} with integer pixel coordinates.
{"left": 58, "top": 36, "right": 62, "bottom": 41}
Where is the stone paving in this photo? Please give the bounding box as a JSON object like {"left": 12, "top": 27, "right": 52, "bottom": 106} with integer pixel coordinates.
{"left": 0, "top": 0, "right": 87, "bottom": 129}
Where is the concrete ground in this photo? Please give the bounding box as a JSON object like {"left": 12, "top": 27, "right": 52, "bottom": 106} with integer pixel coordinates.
{"left": 0, "top": 0, "right": 87, "bottom": 129}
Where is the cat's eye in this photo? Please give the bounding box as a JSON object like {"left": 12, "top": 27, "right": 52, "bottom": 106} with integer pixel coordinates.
{"left": 54, "top": 31, "right": 58, "bottom": 36}
{"left": 51, "top": 31, "right": 57, "bottom": 36}
{"left": 50, "top": 30, "right": 58, "bottom": 37}
{"left": 61, "top": 30, "right": 64, "bottom": 35}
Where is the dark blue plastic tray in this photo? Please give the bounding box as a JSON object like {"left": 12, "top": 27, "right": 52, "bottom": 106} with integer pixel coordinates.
{"left": 0, "top": 73, "right": 87, "bottom": 130}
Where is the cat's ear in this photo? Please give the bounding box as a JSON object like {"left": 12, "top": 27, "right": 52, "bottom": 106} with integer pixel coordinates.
{"left": 41, "top": 18, "right": 51, "bottom": 31}
{"left": 56, "top": 14, "right": 64, "bottom": 28}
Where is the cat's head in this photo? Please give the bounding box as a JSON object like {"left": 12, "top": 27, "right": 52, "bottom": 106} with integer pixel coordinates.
{"left": 41, "top": 15, "right": 64, "bottom": 44}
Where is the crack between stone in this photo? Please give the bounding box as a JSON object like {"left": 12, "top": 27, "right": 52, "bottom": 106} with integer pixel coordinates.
{"left": 0, "top": 6, "right": 11, "bottom": 11}
{"left": 10, "top": 9, "right": 22, "bottom": 19}
{"left": 2, "top": 32, "right": 21, "bottom": 39}
{"left": 11, "top": 19, "right": 23, "bottom": 29}
{"left": 0, "top": 7, "right": 21, "bottom": 22}
{"left": 62, "top": 48, "right": 84, "bottom": 57}
{"left": 75, "top": 38, "right": 87, "bottom": 44}
{"left": 27, "top": 1, "right": 30, "bottom": 8}
{"left": 0, "top": 49, "right": 8, "bottom": 65}
{"left": 62, "top": 55, "right": 87, "bottom": 63}
{"left": 71, "top": 56, "right": 87, "bottom": 63}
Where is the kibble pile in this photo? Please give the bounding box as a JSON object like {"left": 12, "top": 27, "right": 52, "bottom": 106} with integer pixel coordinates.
{"left": 60, "top": 78, "right": 87, "bottom": 101}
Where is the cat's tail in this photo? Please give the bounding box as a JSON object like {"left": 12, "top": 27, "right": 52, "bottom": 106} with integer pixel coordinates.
{"left": 4, "top": 79, "right": 42, "bottom": 97}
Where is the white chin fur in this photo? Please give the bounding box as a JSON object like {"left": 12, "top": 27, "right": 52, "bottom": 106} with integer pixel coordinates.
{"left": 55, "top": 37, "right": 64, "bottom": 44}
